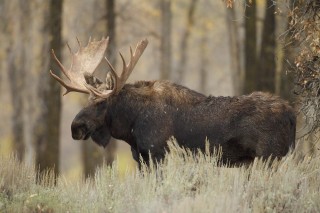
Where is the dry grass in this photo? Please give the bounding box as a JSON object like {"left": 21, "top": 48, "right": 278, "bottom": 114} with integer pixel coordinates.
{"left": 0, "top": 140, "right": 320, "bottom": 213}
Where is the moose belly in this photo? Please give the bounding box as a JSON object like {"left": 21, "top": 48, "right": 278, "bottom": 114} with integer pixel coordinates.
{"left": 173, "top": 125, "right": 225, "bottom": 151}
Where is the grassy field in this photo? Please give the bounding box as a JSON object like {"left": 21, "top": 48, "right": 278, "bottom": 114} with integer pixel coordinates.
{"left": 0, "top": 141, "right": 319, "bottom": 213}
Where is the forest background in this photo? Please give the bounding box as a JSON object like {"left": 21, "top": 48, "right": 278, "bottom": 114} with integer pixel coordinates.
{"left": 0, "top": 0, "right": 319, "bottom": 180}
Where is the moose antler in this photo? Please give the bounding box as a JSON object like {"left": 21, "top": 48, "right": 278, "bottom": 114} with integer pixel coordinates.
{"left": 87, "top": 39, "right": 149, "bottom": 98}
{"left": 50, "top": 37, "right": 109, "bottom": 95}
{"left": 51, "top": 37, "right": 148, "bottom": 99}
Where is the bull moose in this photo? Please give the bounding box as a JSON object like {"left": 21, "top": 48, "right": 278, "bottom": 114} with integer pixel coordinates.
{"left": 50, "top": 37, "right": 296, "bottom": 166}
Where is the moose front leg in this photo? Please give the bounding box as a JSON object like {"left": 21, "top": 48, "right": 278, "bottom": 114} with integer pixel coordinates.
{"left": 130, "top": 142, "right": 167, "bottom": 169}
{"left": 130, "top": 147, "right": 150, "bottom": 169}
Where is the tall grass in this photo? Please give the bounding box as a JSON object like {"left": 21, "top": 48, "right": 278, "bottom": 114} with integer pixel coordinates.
{"left": 1, "top": 140, "right": 320, "bottom": 212}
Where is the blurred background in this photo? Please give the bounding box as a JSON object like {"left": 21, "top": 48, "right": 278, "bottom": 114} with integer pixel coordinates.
{"left": 0, "top": 0, "right": 319, "bottom": 180}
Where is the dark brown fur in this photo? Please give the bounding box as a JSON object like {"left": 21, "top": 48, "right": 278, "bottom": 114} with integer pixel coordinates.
{"left": 72, "top": 80, "right": 296, "bottom": 166}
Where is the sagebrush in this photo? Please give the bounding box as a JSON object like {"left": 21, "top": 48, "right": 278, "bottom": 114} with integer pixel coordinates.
{"left": 0, "top": 140, "right": 319, "bottom": 213}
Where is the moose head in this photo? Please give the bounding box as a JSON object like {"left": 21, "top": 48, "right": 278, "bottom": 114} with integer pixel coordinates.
{"left": 50, "top": 37, "right": 148, "bottom": 148}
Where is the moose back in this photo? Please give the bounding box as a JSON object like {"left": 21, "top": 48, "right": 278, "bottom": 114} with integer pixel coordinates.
{"left": 50, "top": 38, "right": 296, "bottom": 166}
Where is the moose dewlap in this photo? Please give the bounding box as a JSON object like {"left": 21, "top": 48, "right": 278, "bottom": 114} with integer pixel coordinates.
{"left": 50, "top": 37, "right": 296, "bottom": 167}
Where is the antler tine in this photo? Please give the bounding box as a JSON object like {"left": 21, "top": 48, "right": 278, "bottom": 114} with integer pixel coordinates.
{"left": 114, "top": 39, "right": 148, "bottom": 93}
{"left": 50, "top": 70, "right": 89, "bottom": 95}
{"left": 66, "top": 43, "right": 72, "bottom": 54}
{"left": 49, "top": 70, "right": 71, "bottom": 95}
{"left": 50, "top": 37, "right": 109, "bottom": 97}
{"left": 104, "top": 57, "right": 119, "bottom": 93}
{"left": 130, "top": 46, "right": 133, "bottom": 60}
{"left": 119, "top": 52, "right": 127, "bottom": 76}
{"left": 86, "top": 39, "right": 148, "bottom": 100}
{"left": 76, "top": 37, "right": 82, "bottom": 48}
{"left": 51, "top": 49, "right": 71, "bottom": 81}
{"left": 104, "top": 56, "right": 118, "bottom": 79}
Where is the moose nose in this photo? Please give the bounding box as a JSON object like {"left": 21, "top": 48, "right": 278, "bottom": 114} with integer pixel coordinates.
{"left": 71, "top": 127, "right": 82, "bottom": 140}
{"left": 72, "top": 130, "right": 83, "bottom": 140}
{"left": 71, "top": 122, "right": 88, "bottom": 140}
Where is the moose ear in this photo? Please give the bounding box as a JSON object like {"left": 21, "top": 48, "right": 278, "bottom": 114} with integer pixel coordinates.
{"left": 105, "top": 72, "right": 114, "bottom": 90}
{"left": 91, "top": 126, "right": 111, "bottom": 148}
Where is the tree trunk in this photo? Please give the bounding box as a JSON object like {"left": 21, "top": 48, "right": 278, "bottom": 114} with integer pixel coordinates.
{"left": 176, "top": 0, "right": 197, "bottom": 84}
{"left": 199, "top": 22, "right": 209, "bottom": 94}
{"left": 106, "top": 0, "right": 116, "bottom": 67}
{"left": 6, "top": 0, "right": 30, "bottom": 161}
{"left": 8, "top": 49, "right": 25, "bottom": 161}
{"left": 257, "top": 0, "right": 276, "bottom": 92}
{"left": 226, "top": 7, "right": 243, "bottom": 95}
{"left": 34, "top": 0, "right": 63, "bottom": 180}
{"left": 0, "top": 1, "right": 4, "bottom": 94}
{"left": 105, "top": 0, "right": 117, "bottom": 166}
{"left": 160, "top": 0, "right": 172, "bottom": 80}
{"left": 244, "top": 0, "right": 257, "bottom": 94}
{"left": 280, "top": 0, "right": 296, "bottom": 104}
